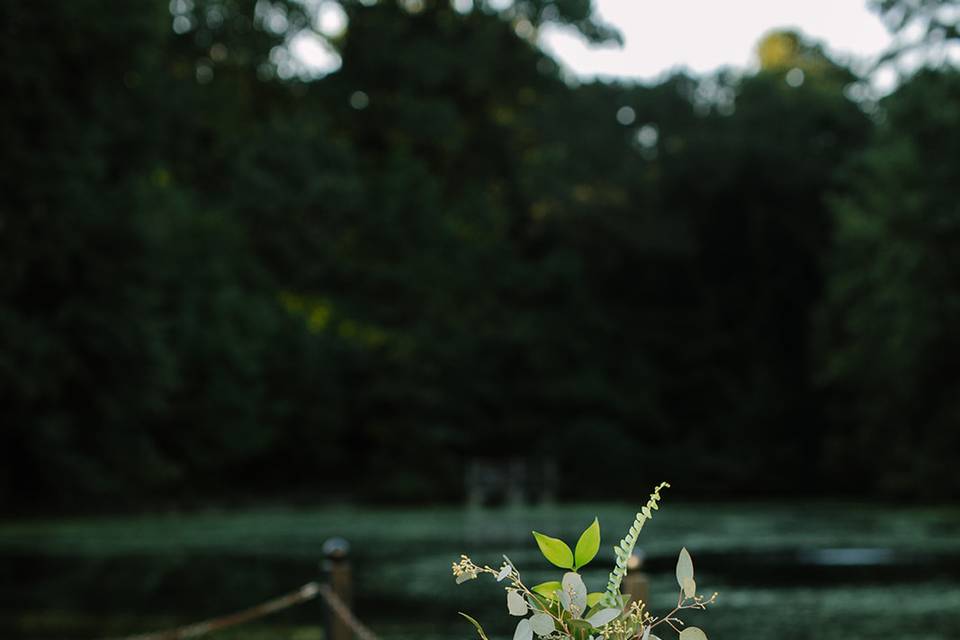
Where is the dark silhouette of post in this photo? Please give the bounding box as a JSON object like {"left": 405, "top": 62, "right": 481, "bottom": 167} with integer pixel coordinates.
{"left": 323, "top": 537, "right": 353, "bottom": 640}
{"left": 622, "top": 549, "right": 649, "bottom": 607}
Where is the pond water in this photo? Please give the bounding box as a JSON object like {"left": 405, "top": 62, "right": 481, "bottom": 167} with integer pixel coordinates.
{"left": 1, "top": 502, "right": 958, "bottom": 639}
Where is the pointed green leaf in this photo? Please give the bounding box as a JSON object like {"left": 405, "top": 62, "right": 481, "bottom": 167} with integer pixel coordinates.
{"left": 679, "top": 627, "right": 707, "bottom": 640}
{"left": 682, "top": 576, "right": 696, "bottom": 599}
{"left": 531, "top": 581, "right": 562, "bottom": 599}
{"left": 459, "top": 612, "right": 490, "bottom": 640}
{"left": 574, "top": 518, "right": 601, "bottom": 569}
{"left": 532, "top": 531, "right": 575, "bottom": 569}
{"left": 676, "top": 547, "right": 694, "bottom": 588}
{"left": 586, "top": 592, "right": 604, "bottom": 608}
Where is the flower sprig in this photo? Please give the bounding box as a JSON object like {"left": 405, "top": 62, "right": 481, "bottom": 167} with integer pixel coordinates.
{"left": 452, "top": 482, "right": 718, "bottom": 640}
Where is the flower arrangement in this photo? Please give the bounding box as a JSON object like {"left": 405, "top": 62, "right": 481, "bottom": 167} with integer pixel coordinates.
{"left": 452, "top": 482, "right": 717, "bottom": 640}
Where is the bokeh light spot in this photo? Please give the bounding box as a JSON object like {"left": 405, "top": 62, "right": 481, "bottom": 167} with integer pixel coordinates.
{"left": 350, "top": 91, "right": 370, "bottom": 110}
{"left": 616, "top": 106, "right": 636, "bottom": 125}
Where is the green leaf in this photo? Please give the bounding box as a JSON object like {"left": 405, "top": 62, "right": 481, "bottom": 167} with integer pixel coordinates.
{"left": 679, "top": 627, "right": 707, "bottom": 640}
{"left": 531, "top": 581, "right": 562, "bottom": 599}
{"left": 532, "top": 531, "right": 575, "bottom": 569}
{"left": 561, "top": 571, "right": 587, "bottom": 617}
{"left": 586, "top": 592, "right": 604, "bottom": 608}
{"left": 459, "top": 612, "right": 490, "bottom": 640}
{"left": 508, "top": 590, "right": 528, "bottom": 616}
{"left": 527, "top": 593, "right": 550, "bottom": 612}
{"left": 566, "top": 619, "right": 593, "bottom": 640}
{"left": 682, "top": 576, "right": 696, "bottom": 599}
{"left": 574, "top": 518, "right": 601, "bottom": 569}
{"left": 514, "top": 619, "right": 533, "bottom": 640}
{"left": 676, "top": 547, "right": 694, "bottom": 589}
{"left": 530, "top": 612, "right": 555, "bottom": 637}
{"left": 586, "top": 608, "right": 621, "bottom": 628}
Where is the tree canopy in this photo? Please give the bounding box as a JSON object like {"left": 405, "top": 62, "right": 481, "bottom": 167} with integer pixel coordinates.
{"left": 1, "top": 0, "right": 957, "bottom": 510}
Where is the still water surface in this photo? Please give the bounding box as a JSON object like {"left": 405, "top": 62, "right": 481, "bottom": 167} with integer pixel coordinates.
{"left": 1, "top": 502, "right": 958, "bottom": 639}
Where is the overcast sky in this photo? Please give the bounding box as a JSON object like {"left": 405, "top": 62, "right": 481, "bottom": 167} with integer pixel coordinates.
{"left": 293, "top": 0, "right": 907, "bottom": 88}
{"left": 538, "top": 0, "right": 894, "bottom": 83}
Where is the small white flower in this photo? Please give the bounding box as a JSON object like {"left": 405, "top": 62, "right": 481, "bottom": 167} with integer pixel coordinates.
{"left": 497, "top": 563, "right": 512, "bottom": 582}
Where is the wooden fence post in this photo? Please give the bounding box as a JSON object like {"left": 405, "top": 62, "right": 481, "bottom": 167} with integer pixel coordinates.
{"left": 323, "top": 537, "right": 353, "bottom": 640}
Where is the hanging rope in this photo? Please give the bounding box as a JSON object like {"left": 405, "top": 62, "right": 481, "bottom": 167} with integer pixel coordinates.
{"left": 103, "top": 578, "right": 382, "bottom": 640}
{"left": 107, "top": 581, "right": 320, "bottom": 640}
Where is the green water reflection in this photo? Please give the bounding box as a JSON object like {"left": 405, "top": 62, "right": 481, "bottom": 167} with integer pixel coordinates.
{"left": 1, "top": 503, "right": 958, "bottom": 639}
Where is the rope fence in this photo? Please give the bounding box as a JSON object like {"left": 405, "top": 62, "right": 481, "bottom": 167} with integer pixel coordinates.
{"left": 104, "top": 538, "right": 380, "bottom": 640}
{"left": 318, "top": 583, "right": 380, "bottom": 640}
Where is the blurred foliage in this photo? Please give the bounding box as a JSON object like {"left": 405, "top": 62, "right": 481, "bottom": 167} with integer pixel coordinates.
{"left": 0, "top": 0, "right": 957, "bottom": 511}
{"left": 870, "top": 0, "right": 960, "bottom": 69}
{"left": 815, "top": 69, "right": 960, "bottom": 496}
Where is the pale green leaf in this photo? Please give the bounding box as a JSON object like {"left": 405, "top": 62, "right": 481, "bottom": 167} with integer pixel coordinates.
{"left": 586, "top": 592, "right": 604, "bottom": 608}
{"left": 532, "top": 531, "right": 575, "bottom": 569}
{"left": 676, "top": 547, "right": 694, "bottom": 588}
{"left": 587, "top": 608, "right": 621, "bottom": 628}
{"left": 562, "top": 571, "right": 587, "bottom": 617}
{"left": 514, "top": 619, "right": 533, "bottom": 640}
{"left": 683, "top": 576, "right": 696, "bottom": 599}
{"left": 574, "top": 518, "right": 601, "bottom": 569}
{"left": 530, "top": 613, "right": 555, "bottom": 637}
{"left": 679, "top": 627, "right": 707, "bottom": 640}
{"left": 508, "top": 590, "right": 528, "bottom": 616}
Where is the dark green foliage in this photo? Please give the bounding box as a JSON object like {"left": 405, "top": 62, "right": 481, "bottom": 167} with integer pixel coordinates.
{"left": 815, "top": 69, "right": 960, "bottom": 499}
{"left": 0, "top": 0, "right": 955, "bottom": 510}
